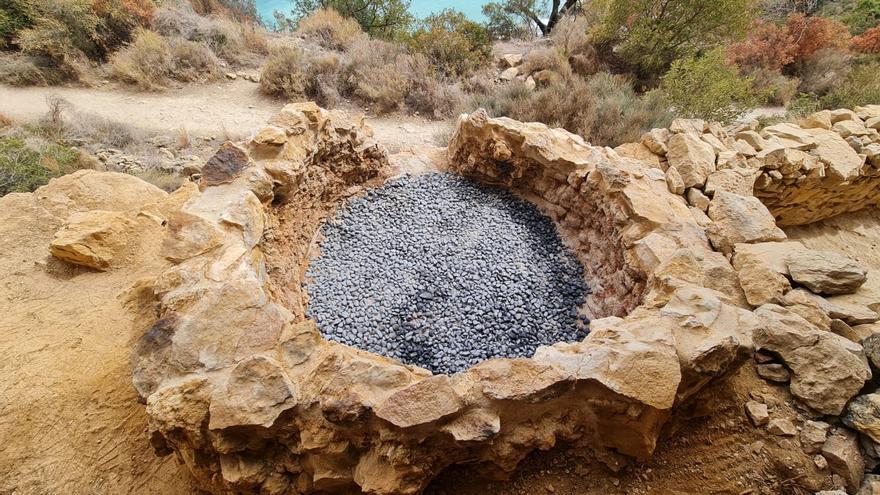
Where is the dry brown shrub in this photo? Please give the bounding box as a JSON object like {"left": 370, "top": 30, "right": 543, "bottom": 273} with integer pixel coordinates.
{"left": 520, "top": 47, "right": 567, "bottom": 75}
{"left": 260, "top": 46, "right": 306, "bottom": 99}
{"left": 797, "top": 47, "right": 853, "bottom": 95}
{"left": 110, "top": 28, "right": 172, "bottom": 90}
{"left": 134, "top": 169, "right": 184, "bottom": 192}
{"left": 296, "top": 8, "right": 365, "bottom": 50}
{"left": 170, "top": 39, "right": 220, "bottom": 81}
{"left": 749, "top": 68, "right": 800, "bottom": 106}
{"left": 403, "top": 54, "right": 465, "bottom": 118}
{"left": 0, "top": 113, "right": 13, "bottom": 129}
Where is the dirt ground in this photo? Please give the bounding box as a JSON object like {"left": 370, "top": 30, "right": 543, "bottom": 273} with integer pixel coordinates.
{"left": 0, "top": 81, "right": 452, "bottom": 151}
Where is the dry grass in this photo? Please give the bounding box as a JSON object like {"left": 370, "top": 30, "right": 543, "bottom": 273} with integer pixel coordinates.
{"left": 296, "top": 8, "right": 366, "bottom": 50}
{"left": 175, "top": 127, "right": 190, "bottom": 149}
{"left": 0, "top": 54, "right": 75, "bottom": 87}
{"left": 0, "top": 113, "right": 13, "bottom": 129}
{"left": 110, "top": 28, "right": 172, "bottom": 90}
{"left": 170, "top": 39, "right": 221, "bottom": 82}
{"left": 466, "top": 72, "right": 673, "bottom": 147}
{"left": 260, "top": 46, "right": 307, "bottom": 99}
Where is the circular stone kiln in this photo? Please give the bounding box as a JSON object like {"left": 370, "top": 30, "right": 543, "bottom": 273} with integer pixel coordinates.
{"left": 304, "top": 173, "right": 591, "bottom": 375}
{"left": 133, "top": 103, "right": 757, "bottom": 494}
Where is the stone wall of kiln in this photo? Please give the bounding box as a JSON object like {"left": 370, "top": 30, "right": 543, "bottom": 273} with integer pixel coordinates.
{"left": 101, "top": 99, "right": 880, "bottom": 495}
{"left": 116, "top": 103, "right": 767, "bottom": 495}
{"left": 614, "top": 105, "right": 880, "bottom": 227}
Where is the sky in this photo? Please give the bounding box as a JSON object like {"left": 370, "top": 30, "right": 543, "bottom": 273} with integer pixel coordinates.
{"left": 256, "top": 0, "right": 488, "bottom": 25}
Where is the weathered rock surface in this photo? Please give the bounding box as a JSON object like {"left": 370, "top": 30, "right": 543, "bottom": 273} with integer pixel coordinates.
{"left": 49, "top": 209, "right": 135, "bottom": 270}
{"left": 706, "top": 192, "right": 787, "bottom": 254}
{"left": 844, "top": 393, "right": 880, "bottom": 443}
{"left": 666, "top": 132, "right": 716, "bottom": 188}
{"left": 787, "top": 250, "right": 868, "bottom": 295}
{"left": 753, "top": 305, "right": 871, "bottom": 415}
{"left": 823, "top": 429, "right": 866, "bottom": 492}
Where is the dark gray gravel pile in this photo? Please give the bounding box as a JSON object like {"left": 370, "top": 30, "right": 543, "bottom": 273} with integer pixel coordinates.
{"left": 304, "top": 173, "right": 590, "bottom": 374}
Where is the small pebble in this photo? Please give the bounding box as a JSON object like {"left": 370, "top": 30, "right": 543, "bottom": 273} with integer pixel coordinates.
{"left": 305, "top": 173, "right": 590, "bottom": 374}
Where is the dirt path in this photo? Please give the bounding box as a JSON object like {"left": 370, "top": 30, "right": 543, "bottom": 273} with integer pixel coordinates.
{"left": 0, "top": 82, "right": 451, "bottom": 150}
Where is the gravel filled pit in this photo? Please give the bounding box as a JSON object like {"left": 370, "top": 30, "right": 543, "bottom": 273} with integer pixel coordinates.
{"left": 304, "top": 173, "right": 590, "bottom": 374}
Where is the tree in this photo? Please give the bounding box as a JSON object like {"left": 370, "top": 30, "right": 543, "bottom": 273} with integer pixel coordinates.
{"left": 408, "top": 9, "right": 492, "bottom": 77}
{"left": 291, "top": 0, "right": 413, "bottom": 39}
{"left": 601, "top": 0, "right": 757, "bottom": 77}
{"left": 480, "top": 0, "right": 581, "bottom": 36}
{"left": 482, "top": 2, "right": 531, "bottom": 39}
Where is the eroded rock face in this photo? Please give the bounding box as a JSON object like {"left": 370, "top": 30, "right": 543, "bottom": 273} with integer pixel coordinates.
{"left": 754, "top": 305, "right": 871, "bottom": 415}
{"left": 130, "top": 106, "right": 766, "bottom": 494}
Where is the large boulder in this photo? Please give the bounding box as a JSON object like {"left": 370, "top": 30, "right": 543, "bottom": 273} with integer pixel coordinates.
{"left": 666, "top": 132, "right": 716, "bottom": 188}
{"left": 786, "top": 250, "right": 868, "bottom": 295}
{"left": 706, "top": 192, "right": 786, "bottom": 254}
{"left": 754, "top": 305, "right": 871, "bottom": 415}
{"left": 49, "top": 210, "right": 136, "bottom": 270}
{"left": 844, "top": 393, "right": 880, "bottom": 443}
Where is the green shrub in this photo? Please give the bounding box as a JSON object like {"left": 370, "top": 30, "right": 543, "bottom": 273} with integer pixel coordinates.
{"left": 0, "top": 137, "right": 49, "bottom": 196}
{"left": 0, "top": 0, "right": 35, "bottom": 47}
{"left": 0, "top": 137, "right": 86, "bottom": 196}
{"left": 407, "top": 9, "right": 492, "bottom": 78}
{"left": 661, "top": 48, "right": 764, "bottom": 123}
{"left": 601, "top": 0, "right": 756, "bottom": 78}
{"left": 820, "top": 60, "right": 880, "bottom": 109}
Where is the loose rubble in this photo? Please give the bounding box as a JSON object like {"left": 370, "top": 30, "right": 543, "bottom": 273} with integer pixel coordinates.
{"left": 305, "top": 173, "right": 589, "bottom": 374}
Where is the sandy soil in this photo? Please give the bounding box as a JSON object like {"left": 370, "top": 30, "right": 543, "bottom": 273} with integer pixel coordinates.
{"left": 0, "top": 81, "right": 452, "bottom": 151}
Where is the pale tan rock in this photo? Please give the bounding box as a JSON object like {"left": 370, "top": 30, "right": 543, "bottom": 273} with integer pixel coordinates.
{"left": 801, "top": 110, "right": 833, "bottom": 130}
{"left": 737, "top": 130, "right": 766, "bottom": 151}
{"left": 667, "top": 133, "right": 716, "bottom": 188}
{"left": 754, "top": 305, "right": 871, "bottom": 415}
{"left": 499, "top": 53, "right": 523, "bottom": 68}
{"left": 641, "top": 128, "right": 670, "bottom": 154}
{"left": 49, "top": 210, "right": 135, "bottom": 270}
{"left": 806, "top": 127, "right": 865, "bottom": 181}
{"left": 524, "top": 75, "right": 536, "bottom": 91}
{"left": 822, "top": 429, "right": 866, "bottom": 492}
{"left": 732, "top": 247, "right": 791, "bottom": 306}
{"left": 467, "top": 359, "right": 571, "bottom": 401}
{"left": 786, "top": 250, "right": 868, "bottom": 295}
{"left": 745, "top": 400, "right": 769, "bottom": 426}
{"left": 756, "top": 363, "right": 791, "bottom": 382}
{"left": 733, "top": 140, "right": 758, "bottom": 156}
{"left": 835, "top": 120, "right": 872, "bottom": 138}
{"left": 665, "top": 166, "right": 685, "bottom": 195}
{"left": 500, "top": 67, "right": 519, "bottom": 81}
{"left": 844, "top": 393, "right": 880, "bottom": 443}
{"left": 208, "top": 356, "right": 298, "bottom": 430}
{"left": 670, "top": 118, "right": 706, "bottom": 134}
{"left": 831, "top": 108, "right": 860, "bottom": 123}
{"left": 717, "top": 149, "right": 749, "bottom": 168}
{"left": 763, "top": 147, "right": 819, "bottom": 176}
{"left": 767, "top": 418, "right": 797, "bottom": 436}
{"left": 703, "top": 168, "right": 759, "bottom": 196}
{"left": 762, "top": 123, "right": 818, "bottom": 148}
{"left": 801, "top": 420, "right": 830, "bottom": 454}
{"left": 866, "top": 116, "right": 880, "bottom": 130}
{"left": 374, "top": 375, "right": 464, "bottom": 428}
{"left": 701, "top": 133, "right": 727, "bottom": 153}
{"left": 856, "top": 105, "right": 880, "bottom": 120}
{"left": 706, "top": 192, "right": 787, "bottom": 254}
{"left": 253, "top": 125, "right": 288, "bottom": 146}
{"left": 614, "top": 142, "right": 662, "bottom": 168}
{"left": 815, "top": 454, "right": 830, "bottom": 470}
